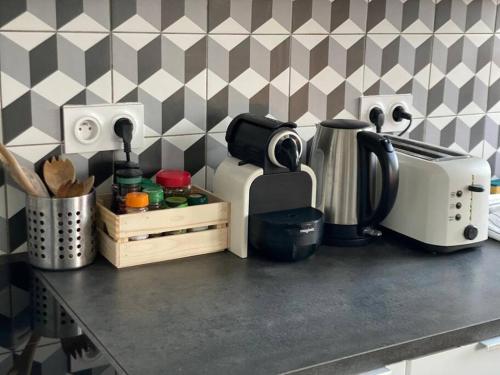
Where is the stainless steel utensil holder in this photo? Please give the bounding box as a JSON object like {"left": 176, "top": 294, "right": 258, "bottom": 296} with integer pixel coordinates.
{"left": 31, "top": 275, "right": 82, "bottom": 338}
{"left": 26, "top": 190, "right": 96, "bottom": 270}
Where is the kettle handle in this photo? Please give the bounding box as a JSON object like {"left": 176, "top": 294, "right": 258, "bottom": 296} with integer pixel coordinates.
{"left": 357, "top": 132, "right": 399, "bottom": 228}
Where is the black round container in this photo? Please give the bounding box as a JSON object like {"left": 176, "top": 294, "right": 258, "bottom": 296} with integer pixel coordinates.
{"left": 249, "top": 207, "right": 323, "bottom": 261}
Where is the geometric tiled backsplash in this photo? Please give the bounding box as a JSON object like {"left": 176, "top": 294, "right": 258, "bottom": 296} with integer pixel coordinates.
{"left": 0, "top": 0, "right": 499, "bottom": 255}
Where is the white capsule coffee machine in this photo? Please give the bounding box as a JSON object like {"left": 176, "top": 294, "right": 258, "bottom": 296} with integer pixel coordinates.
{"left": 214, "top": 114, "right": 323, "bottom": 261}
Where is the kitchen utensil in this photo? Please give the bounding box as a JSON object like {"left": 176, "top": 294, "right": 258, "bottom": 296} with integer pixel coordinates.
{"left": 26, "top": 190, "right": 96, "bottom": 270}
{"left": 43, "top": 156, "right": 76, "bottom": 195}
{"left": 7, "top": 332, "right": 41, "bottom": 375}
{"left": 214, "top": 113, "right": 322, "bottom": 260}
{"left": 379, "top": 135, "right": 490, "bottom": 252}
{"left": 308, "top": 119, "right": 399, "bottom": 246}
{"left": 57, "top": 176, "right": 95, "bottom": 198}
{"left": 0, "top": 144, "right": 49, "bottom": 197}
{"left": 61, "top": 335, "right": 92, "bottom": 359}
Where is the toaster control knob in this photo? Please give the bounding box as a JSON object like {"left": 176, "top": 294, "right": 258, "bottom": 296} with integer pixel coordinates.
{"left": 463, "top": 225, "right": 478, "bottom": 240}
{"left": 468, "top": 184, "right": 485, "bottom": 193}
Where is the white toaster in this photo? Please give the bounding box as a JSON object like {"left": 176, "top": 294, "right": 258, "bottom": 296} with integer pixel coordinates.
{"left": 380, "top": 136, "right": 491, "bottom": 252}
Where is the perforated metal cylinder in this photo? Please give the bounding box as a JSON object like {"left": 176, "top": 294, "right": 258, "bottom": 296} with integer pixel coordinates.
{"left": 26, "top": 190, "right": 96, "bottom": 270}
{"left": 31, "top": 275, "right": 82, "bottom": 338}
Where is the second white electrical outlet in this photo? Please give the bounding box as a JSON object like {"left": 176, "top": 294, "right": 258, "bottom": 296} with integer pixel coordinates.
{"left": 359, "top": 94, "right": 413, "bottom": 133}
{"left": 63, "top": 103, "right": 144, "bottom": 154}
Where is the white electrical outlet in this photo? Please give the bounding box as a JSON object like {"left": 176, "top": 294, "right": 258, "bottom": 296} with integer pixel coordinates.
{"left": 359, "top": 94, "right": 413, "bottom": 133}
{"left": 63, "top": 103, "right": 144, "bottom": 154}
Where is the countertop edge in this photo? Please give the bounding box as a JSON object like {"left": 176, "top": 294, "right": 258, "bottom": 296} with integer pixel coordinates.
{"left": 285, "top": 319, "right": 500, "bottom": 374}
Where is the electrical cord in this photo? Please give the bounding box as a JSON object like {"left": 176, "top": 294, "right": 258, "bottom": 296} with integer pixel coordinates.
{"left": 397, "top": 116, "right": 412, "bottom": 137}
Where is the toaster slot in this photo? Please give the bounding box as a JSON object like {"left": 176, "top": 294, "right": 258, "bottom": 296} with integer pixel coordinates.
{"left": 384, "top": 135, "right": 469, "bottom": 161}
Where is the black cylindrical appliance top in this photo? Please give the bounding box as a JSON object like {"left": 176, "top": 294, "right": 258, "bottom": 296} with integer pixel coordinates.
{"left": 226, "top": 113, "right": 299, "bottom": 172}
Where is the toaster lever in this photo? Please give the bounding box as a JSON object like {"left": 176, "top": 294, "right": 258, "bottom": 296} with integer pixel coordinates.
{"left": 468, "top": 184, "right": 485, "bottom": 193}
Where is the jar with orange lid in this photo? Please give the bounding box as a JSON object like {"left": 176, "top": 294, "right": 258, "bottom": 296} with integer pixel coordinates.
{"left": 125, "top": 192, "right": 149, "bottom": 241}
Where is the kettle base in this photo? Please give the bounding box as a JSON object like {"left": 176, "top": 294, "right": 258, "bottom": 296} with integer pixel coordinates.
{"left": 323, "top": 223, "right": 372, "bottom": 247}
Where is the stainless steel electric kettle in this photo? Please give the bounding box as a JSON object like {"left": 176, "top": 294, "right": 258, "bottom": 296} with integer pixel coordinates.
{"left": 308, "top": 119, "right": 399, "bottom": 246}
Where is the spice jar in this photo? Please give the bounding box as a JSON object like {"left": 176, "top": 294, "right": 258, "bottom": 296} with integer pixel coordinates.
{"left": 140, "top": 177, "right": 156, "bottom": 190}
{"left": 114, "top": 169, "right": 143, "bottom": 214}
{"left": 125, "top": 192, "right": 149, "bottom": 241}
{"left": 187, "top": 193, "right": 209, "bottom": 232}
{"left": 156, "top": 170, "right": 191, "bottom": 198}
{"left": 143, "top": 186, "right": 164, "bottom": 237}
{"left": 187, "top": 193, "right": 208, "bottom": 206}
{"left": 111, "top": 162, "right": 141, "bottom": 213}
{"left": 165, "top": 196, "right": 188, "bottom": 235}
{"left": 143, "top": 186, "right": 165, "bottom": 211}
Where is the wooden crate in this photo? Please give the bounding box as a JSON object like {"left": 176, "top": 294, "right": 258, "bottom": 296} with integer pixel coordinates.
{"left": 96, "top": 186, "right": 229, "bottom": 268}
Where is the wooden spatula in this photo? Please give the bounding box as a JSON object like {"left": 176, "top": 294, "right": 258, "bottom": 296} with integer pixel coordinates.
{"left": 0, "top": 144, "right": 49, "bottom": 197}
{"left": 56, "top": 176, "right": 95, "bottom": 198}
{"left": 43, "top": 156, "right": 76, "bottom": 196}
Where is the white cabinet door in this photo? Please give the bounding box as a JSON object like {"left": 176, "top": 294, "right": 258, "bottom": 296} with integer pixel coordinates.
{"left": 359, "top": 361, "right": 406, "bottom": 375}
{"left": 408, "top": 341, "right": 500, "bottom": 375}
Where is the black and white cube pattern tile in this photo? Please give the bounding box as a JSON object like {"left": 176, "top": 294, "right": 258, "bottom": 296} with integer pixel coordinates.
{"left": 112, "top": 33, "right": 206, "bottom": 136}
{"left": 427, "top": 34, "right": 494, "bottom": 117}
{"left": 209, "top": 0, "right": 291, "bottom": 33}
{"left": 292, "top": 0, "right": 368, "bottom": 34}
{"left": 367, "top": 0, "right": 435, "bottom": 33}
{"left": 488, "top": 34, "right": 500, "bottom": 112}
{"left": 290, "top": 34, "right": 364, "bottom": 125}
{"left": 434, "top": 0, "right": 497, "bottom": 33}
{"left": 484, "top": 113, "right": 500, "bottom": 177}
{"left": 112, "top": 0, "right": 206, "bottom": 33}
{"left": 0, "top": 166, "right": 7, "bottom": 256}
{"left": 0, "top": 31, "right": 111, "bottom": 145}
{"left": 207, "top": 34, "right": 290, "bottom": 133}
{"left": 1, "top": 0, "right": 500, "bottom": 256}
{"left": 364, "top": 34, "right": 433, "bottom": 118}
{"left": 424, "top": 115, "right": 486, "bottom": 157}
{"left": 0, "top": 0, "right": 110, "bottom": 31}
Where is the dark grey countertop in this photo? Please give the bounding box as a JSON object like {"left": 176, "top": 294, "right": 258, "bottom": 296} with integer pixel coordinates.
{"left": 38, "top": 238, "right": 500, "bottom": 375}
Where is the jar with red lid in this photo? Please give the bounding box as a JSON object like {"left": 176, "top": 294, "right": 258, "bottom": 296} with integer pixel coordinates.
{"left": 155, "top": 170, "right": 192, "bottom": 198}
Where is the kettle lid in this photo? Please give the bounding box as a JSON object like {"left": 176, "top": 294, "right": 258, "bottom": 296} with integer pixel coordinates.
{"left": 320, "top": 119, "right": 370, "bottom": 129}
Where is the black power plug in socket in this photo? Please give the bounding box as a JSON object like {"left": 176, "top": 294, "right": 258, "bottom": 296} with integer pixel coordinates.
{"left": 392, "top": 106, "right": 413, "bottom": 137}
{"left": 114, "top": 118, "right": 134, "bottom": 162}
{"left": 369, "top": 107, "right": 385, "bottom": 133}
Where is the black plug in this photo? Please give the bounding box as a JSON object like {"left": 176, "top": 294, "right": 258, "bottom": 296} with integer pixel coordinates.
{"left": 369, "top": 107, "right": 385, "bottom": 133}
{"left": 392, "top": 106, "right": 413, "bottom": 137}
{"left": 114, "top": 118, "right": 134, "bottom": 162}
{"left": 392, "top": 106, "right": 412, "bottom": 122}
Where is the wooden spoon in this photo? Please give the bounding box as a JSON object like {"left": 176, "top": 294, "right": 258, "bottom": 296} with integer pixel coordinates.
{"left": 0, "top": 144, "right": 49, "bottom": 197}
{"left": 56, "top": 176, "right": 95, "bottom": 198}
{"left": 43, "top": 156, "right": 76, "bottom": 196}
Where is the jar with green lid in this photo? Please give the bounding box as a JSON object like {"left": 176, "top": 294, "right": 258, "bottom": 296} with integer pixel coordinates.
{"left": 187, "top": 193, "right": 208, "bottom": 206}
{"left": 140, "top": 177, "right": 156, "bottom": 189}
{"left": 114, "top": 168, "right": 143, "bottom": 214}
{"left": 144, "top": 186, "right": 165, "bottom": 211}
{"left": 187, "top": 193, "right": 209, "bottom": 232}
{"left": 143, "top": 186, "right": 165, "bottom": 237}
{"left": 165, "top": 196, "right": 188, "bottom": 235}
